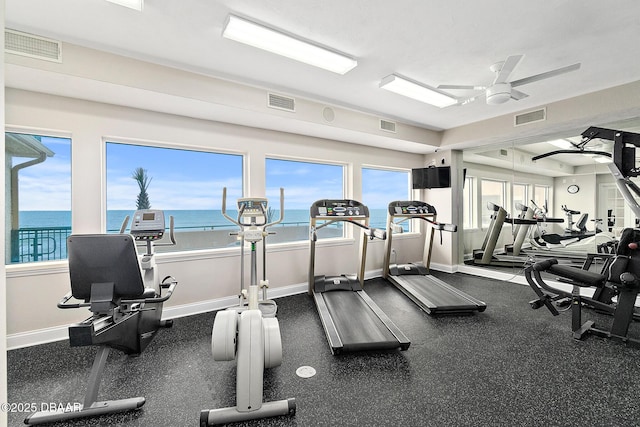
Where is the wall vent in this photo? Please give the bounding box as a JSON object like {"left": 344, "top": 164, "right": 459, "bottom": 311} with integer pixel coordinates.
{"left": 500, "top": 149, "right": 508, "bottom": 156}
{"left": 514, "top": 108, "right": 546, "bottom": 126}
{"left": 5, "top": 29, "right": 62, "bottom": 63}
{"left": 379, "top": 119, "right": 396, "bottom": 133}
{"left": 267, "top": 93, "right": 295, "bottom": 112}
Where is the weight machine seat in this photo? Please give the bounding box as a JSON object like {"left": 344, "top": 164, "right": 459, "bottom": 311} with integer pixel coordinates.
{"left": 532, "top": 258, "right": 607, "bottom": 288}
{"left": 532, "top": 228, "right": 640, "bottom": 289}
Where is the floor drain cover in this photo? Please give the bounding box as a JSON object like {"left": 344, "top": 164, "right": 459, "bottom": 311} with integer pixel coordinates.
{"left": 296, "top": 366, "right": 316, "bottom": 378}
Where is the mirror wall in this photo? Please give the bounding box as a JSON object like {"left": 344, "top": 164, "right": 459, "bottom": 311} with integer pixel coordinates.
{"left": 460, "top": 122, "right": 640, "bottom": 277}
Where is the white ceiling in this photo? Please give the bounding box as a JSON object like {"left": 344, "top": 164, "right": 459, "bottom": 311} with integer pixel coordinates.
{"left": 5, "top": 0, "right": 640, "bottom": 129}
{"left": 5, "top": 1, "right": 640, "bottom": 141}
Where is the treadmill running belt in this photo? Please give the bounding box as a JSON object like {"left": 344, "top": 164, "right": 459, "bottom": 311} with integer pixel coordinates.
{"left": 322, "top": 291, "right": 399, "bottom": 351}
{"left": 401, "top": 275, "right": 478, "bottom": 310}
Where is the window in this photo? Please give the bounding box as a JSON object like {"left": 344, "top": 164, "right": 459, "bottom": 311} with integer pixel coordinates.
{"left": 533, "top": 185, "right": 550, "bottom": 213}
{"left": 463, "top": 176, "right": 476, "bottom": 229}
{"left": 265, "top": 158, "right": 344, "bottom": 243}
{"left": 480, "top": 179, "right": 506, "bottom": 228}
{"left": 362, "top": 167, "right": 410, "bottom": 232}
{"left": 5, "top": 132, "right": 71, "bottom": 264}
{"left": 513, "top": 183, "right": 528, "bottom": 214}
{"left": 106, "top": 142, "right": 243, "bottom": 252}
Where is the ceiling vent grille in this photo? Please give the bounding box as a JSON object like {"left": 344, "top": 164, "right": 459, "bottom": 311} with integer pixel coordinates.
{"left": 267, "top": 93, "right": 295, "bottom": 112}
{"left": 5, "top": 29, "right": 62, "bottom": 63}
{"left": 379, "top": 119, "right": 397, "bottom": 133}
{"left": 514, "top": 108, "right": 546, "bottom": 127}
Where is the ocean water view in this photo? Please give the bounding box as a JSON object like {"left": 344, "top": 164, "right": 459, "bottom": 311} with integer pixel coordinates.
{"left": 12, "top": 209, "right": 398, "bottom": 264}
{"left": 18, "top": 209, "right": 392, "bottom": 231}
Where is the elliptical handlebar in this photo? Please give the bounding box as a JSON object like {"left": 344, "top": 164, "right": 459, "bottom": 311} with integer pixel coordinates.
{"left": 265, "top": 187, "right": 285, "bottom": 229}
{"left": 221, "top": 187, "right": 241, "bottom": 228}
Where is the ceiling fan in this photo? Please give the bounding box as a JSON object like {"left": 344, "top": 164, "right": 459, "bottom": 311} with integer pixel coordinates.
{"left": 438, "top": 54, "right": 581, "bottom": 106}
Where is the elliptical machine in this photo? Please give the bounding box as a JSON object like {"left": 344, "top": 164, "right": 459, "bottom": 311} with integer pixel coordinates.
{"left": 25, "top": 209, "right": 178, "bottom": 425}
{"left": 200, "top": 188, "right": 296, "bottom": 426}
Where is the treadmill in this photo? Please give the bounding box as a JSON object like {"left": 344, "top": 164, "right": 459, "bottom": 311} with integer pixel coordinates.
{"left": 309, "top": 199, "right": 411, "bottom": 355}
{"left": 382, "top": 200, "right": 487, "bottom": 315}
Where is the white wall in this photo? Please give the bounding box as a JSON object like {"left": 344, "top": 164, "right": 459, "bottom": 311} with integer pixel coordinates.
{"left": 4, "top": 88, "right": 425, "bottom": 340}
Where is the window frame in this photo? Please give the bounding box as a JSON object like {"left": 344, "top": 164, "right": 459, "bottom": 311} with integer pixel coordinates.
{"left": 5, "top": 129, "right": 73, "bottom": 267}
{"left": 265, "top": 154, "right": 348, "bottom": 246}
{"left": 103, "top": 137, "right": 246, "bottom": 254}
{"left": 512, "top": 182, "right": 529, "bottom": 215}
{"left": 480, "top": 178, "right": 507, "bottom": 229}
{"left": 361, "top": 164, "right": 416, "bottom": 235}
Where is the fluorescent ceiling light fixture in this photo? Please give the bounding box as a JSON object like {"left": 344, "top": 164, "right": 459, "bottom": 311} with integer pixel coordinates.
{"left": 379, "top": 75, "right": 458, "bottom": 108}
{"left": 222, "top": 15, "right": 357, "bottom": 74}
{"left": 105, "top": 0, "right": 143, "bottom": 11}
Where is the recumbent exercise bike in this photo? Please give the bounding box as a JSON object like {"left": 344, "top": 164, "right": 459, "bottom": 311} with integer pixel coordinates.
{"left": 25, "top": 210, "right": 178, "bottom": 425}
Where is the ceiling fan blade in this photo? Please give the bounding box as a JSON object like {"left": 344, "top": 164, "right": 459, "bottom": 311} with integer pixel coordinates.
{"left": 437, "top": 84, "right": 486, "bottom": 90}
{"left": 455, "top": 93, "right": 484, "bottom": 106}
{"left": 493, "top": 54, "right": 524, "bottom": 84}
{"left": 510, "top": 89, "right": 529, "bottom": 100}
{"left": 511, "top": 63, "right": 581, "bottom": 87}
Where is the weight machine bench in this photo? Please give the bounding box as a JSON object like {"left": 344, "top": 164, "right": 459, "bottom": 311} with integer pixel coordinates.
{"left": 525, "top": 227, "right": 640, "bottom": 346}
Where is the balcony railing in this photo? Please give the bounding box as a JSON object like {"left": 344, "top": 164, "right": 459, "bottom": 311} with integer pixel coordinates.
{"left": 8, "top": 220, "right": 347, "bottom": 264}
{"left": 10, "top": 226, "right": 72, "bottom": 263}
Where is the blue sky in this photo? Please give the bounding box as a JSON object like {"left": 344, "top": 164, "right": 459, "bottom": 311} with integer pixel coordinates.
{"left": 17, "top": 137, "right": 410, "bottom": 212}
{"left": 106, "top": 142, "right": 243, "bottom": 210}
{"left": 15, "top": 136, "right": 71, "bottom": 211}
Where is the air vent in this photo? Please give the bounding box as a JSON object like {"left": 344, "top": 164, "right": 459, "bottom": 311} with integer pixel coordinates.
{"left": 514, "top": 108, "right": 546, "bottom": 126}
{"left": 5, "top": 29, "right": 62, "bottom": 63}
{"left": 500, "top": 149, "right": 508, "bottom": 156}
{"left": 267, "top": 93, "right": 295, "bottom": 112}
{"left": 379, "top": 119, "right": 396, "bottom": 133}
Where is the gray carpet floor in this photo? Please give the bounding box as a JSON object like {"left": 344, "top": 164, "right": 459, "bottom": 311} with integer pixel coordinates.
{"left": 8, "top": 271, "right": 640, "bottom": 426}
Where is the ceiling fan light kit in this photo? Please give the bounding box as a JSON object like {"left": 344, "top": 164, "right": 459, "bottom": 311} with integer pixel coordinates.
{"left": 486, "top": 83, "right": 511, "bottom": 105}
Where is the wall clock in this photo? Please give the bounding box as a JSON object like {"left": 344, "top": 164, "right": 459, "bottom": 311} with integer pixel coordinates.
{"left": 567, "top": 184, "right": 580, "bottom": 194}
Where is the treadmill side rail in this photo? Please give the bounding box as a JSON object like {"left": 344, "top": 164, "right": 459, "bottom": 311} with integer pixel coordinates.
{"left": 312, "top": 291, "right": 344, "bottom": 354}
{"left": 357, "top": 291, "right": 411, "bottom": 350}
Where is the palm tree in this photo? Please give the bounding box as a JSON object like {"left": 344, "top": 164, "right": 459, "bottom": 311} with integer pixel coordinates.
{"left": 132, "top": 167, "right": 152, "bottom": 209}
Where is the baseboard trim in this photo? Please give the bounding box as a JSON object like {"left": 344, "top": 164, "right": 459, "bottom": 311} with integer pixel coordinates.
{"left": 7, "top": 281, "right": 311, "bottom": 350}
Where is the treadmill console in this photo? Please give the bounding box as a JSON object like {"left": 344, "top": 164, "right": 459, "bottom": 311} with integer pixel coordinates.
{"left": 310, "top": 199, "right": 369, "bottom": 219}
{"left": 388, "top": 201, "right": 436, "bottom": 217}
{"left": 130, "top": 210, "right": 166, "bottom": 241}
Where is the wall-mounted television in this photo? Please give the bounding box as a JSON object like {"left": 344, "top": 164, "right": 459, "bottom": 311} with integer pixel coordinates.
{"left": 412, "top": 166, "right": 451, "bottom": 189}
